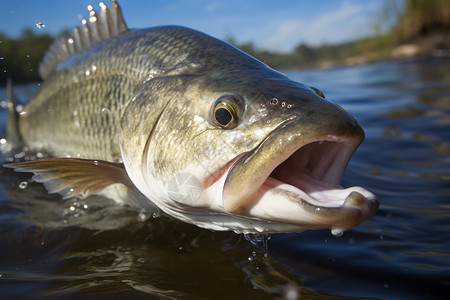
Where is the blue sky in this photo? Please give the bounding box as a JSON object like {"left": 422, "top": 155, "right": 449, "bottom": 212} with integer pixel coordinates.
{"left": 0, "top": 0, "right": 393, "bottom": 53}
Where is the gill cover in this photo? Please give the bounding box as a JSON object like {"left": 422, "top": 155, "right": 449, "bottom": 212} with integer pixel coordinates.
{"left": 120, "top": 76, "right": 191, "bottom": 204}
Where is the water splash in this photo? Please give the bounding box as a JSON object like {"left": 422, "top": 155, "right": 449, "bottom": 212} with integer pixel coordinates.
{"left": 248, "top": 250, "right": 257, "bottom": 262}
{"left": 62, "top": 200, "right": 88, "bottom": 220}
{"left": 244, "top": 233, "right": 271, "bottom": 257}
{"left": 35, "top": 22, "right": 45, "bottom": 29}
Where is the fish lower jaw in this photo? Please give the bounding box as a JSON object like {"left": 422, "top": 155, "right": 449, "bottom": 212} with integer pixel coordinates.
{"left": 239, "top": 176, "right": 379, "bottom": 234}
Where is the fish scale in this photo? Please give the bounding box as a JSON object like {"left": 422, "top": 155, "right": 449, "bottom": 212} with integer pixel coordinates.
{"left": 19, "top": 27, "right": 225, "bottom": 160}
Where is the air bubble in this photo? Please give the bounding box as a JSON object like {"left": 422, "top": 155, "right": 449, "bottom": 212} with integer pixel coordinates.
{"left": 93, "top": 160, "right": 98, "bottom": 166}
{"left": 19, "top": 181, "right": 28, "bottom": 189}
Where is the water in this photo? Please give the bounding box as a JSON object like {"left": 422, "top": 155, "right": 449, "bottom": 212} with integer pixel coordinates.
{"left": 1, "top": 58, "right": 449, "bottom": 299}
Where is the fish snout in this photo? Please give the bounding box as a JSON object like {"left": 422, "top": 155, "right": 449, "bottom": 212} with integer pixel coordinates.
{"left": 293, "top": 99, "right": 364, "bottom": 144}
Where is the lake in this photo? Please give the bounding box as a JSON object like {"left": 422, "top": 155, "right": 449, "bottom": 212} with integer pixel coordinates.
{"left": 1, "top": 57, "right": 449, "bottom": 299}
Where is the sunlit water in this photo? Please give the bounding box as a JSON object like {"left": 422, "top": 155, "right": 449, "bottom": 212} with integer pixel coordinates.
{"left": 1, "top": 58, "right": 449, "bottom": 299}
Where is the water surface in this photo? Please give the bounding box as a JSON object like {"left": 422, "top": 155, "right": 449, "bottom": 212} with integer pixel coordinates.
{"left": 1, "top": 58, "right": 449, "bottom": 299}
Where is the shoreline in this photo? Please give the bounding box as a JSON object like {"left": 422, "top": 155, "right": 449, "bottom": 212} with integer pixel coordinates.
{"left": 291, "top": 31, "right": 450, "bottom": 71}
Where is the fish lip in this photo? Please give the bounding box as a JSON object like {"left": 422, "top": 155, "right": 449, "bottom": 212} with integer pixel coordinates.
{"left": 222, "top": 115, "right": 378, "bottom": 231}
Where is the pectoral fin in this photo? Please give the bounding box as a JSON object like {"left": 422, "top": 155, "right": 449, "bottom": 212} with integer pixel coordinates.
{"left": 4, "top": 158, "right": 134, "bottom": 199}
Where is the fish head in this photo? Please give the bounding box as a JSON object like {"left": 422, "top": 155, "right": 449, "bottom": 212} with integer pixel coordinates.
{"left": 121, "top": 69, "right": 378, "bottom": 234}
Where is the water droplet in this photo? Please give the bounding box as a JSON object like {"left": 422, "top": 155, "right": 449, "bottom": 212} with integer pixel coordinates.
{"left": 137, "top": 257, "right": 147, "bottom": 264}
{"left": 36, "top": 22, "right": 45, "bottom": 28}
{"left": 248, "top": 250, "right": 257, "bottom": 261}
{"left": 137, "top": 209, "right": 148, "bottom": 222}
{"left": 284, "top": 284, "right": 299, "bottom": 300}
{"left": 19, "top": 181, "right": 28, "bottom": 189}
{"left": 93, "top": 160, "right": 98, "bottom": 166}
{"left": 331, "top": 228, "right": 344, "bottom": 237}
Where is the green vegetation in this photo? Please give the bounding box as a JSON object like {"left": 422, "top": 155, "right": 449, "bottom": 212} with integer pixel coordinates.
{"left": 396, "top": 0, "right": 450, "bottom": 43}
{"left": 0, "top": 29, "right": 53, "bottom": 82}
{"left": 1, "top": 0, "right": 449, "bottom": 82}
{"left": 234, "top": 0, "right": 450, "bottom": 69}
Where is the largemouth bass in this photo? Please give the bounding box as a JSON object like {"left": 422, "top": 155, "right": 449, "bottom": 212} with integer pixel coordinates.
{"left": 5, "top": 1, "right": 378, "bottom": 235}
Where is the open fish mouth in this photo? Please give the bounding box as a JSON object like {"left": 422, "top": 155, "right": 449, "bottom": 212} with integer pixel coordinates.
{"left": 269, "top": 140, "right": 368, "bottom": 207}
{"left": 222, "top": 117, "right": 379, "bottom": 234}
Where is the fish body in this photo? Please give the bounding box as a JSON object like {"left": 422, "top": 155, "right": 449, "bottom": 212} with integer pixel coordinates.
{"left": 6, "top": 1, "right": 378, "bottom": 234}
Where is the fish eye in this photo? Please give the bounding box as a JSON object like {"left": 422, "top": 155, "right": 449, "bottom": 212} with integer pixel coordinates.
{"left": 309, "top": 86, "right": 326, "bottom": 99}
{"left": 214, "top": 105, "right": 233, "bottom": 127}
{"left": 212, "top": 94, "right": 244, "bottom": 129}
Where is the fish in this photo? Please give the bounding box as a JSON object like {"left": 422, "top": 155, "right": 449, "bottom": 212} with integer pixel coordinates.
{"left": 4, "top": 0, "right": 379, "bottom": 235}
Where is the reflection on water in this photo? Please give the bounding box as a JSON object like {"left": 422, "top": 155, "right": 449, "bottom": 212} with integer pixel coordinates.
{"left": 1, "top": 58, "right": 450, "bottom": 299}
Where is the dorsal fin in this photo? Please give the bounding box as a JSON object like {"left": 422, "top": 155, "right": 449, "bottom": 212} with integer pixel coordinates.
{"left": 38, "top": 0, "right": 128, "bottom": 80}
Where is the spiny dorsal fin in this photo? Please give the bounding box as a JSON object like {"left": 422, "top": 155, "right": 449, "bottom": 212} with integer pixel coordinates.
{"left": 38, "top": 0, "right": 128, "bottom": 80}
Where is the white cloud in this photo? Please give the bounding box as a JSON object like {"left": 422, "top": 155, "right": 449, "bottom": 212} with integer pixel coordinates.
{"left": 204, "top": 1, "right": 222, "bottom": 13}
{"left": 259, "top": 1, "right": 370, "bottom": 52}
